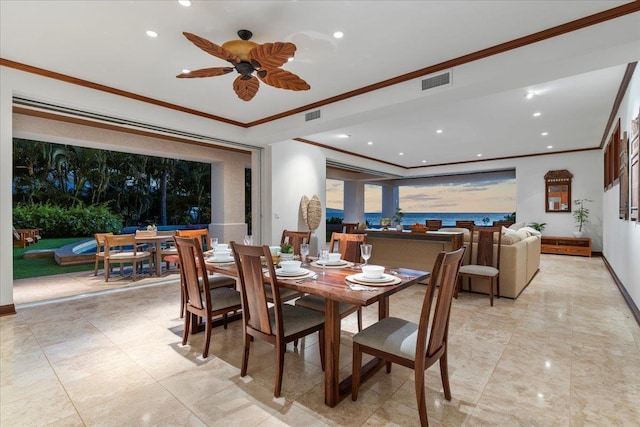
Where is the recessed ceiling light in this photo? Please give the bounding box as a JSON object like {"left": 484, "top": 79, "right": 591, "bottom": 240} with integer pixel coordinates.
{"left": 367, "top": 141, "right": 373, "bottom": 145}
{"left": 436, "top": 129, "right": 443, "bottom": 134}
{"left": 476, "top": 153, "right": 482, "bottom": 157}
{"left": 146, "top": 30, "right": 158, "bottom": 38}
{"left": 181, "top": 69, "right": 190, "bottom": 74}
{"left": 178, "top": 0, "right": 191, "bottom": 6}
{"left": 422, "top": 160, "right": 427, "bottom": 163}
{"left": 541, "top": 132, "right": 549, "bottom": 136}
{"left": 533, "top": 112, "right": 541, "bottom": 117}
{"left": 333, "top": 31, "right": 344, "bottom": 39}
{"left": 399, "top": 152, "right": 404, "bottom": 156}
{"left": 526, "top": 91, "right": 535, "bottom": 99}
{"left": 336, "top": 134, "right": 350, "bottom": 138}
{"left": 547, "top": 145, "right": 553, "bottom": 149}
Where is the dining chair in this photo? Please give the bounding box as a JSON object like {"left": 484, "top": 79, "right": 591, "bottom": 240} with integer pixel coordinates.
{"left": 328, "top": 232, "right": 367, "bottom": 262}
{"left": 175, "top": 236, "right": 242, "bottom": 358}
{"left": 492, "top": 220, "right": 514, "bottom": 227}
{"left": 103, "top": 234, "right": 152, "bottom": 281}
{"left": 280, "top": 230, "right": 311, "bottom": 255}
{"left": 93, "top": 232, "right": 113, "bottom": 276}
{"left": 295, "top": 231, "right": 366, "bottom": 331}
{"left": 458, "top": 225, "right": 501, "bottom": 306}
{"left": 341, "top": 222, "right": 358, "bottom": 233}
{"left": 455, "top": 220, "right": 476, "bottom": 230}
{"left": 425, "top": 219, "right": 442, "bottom": 231}
{"left": 351, "top": 247, "right": 465, "bottom": 427}
{"left": 230, "top": 241, "right": 325, "bottom": 397}
{"left": 157, "top": 230, "right": 178, "bottom": 272}
{"left": 174, "top": 230, "right": 236, "bottom": 318}
{"left": 176, "top": 228, "right": 211, "bottom": 251}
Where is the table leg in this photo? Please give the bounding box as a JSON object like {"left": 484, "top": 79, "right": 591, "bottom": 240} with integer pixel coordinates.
{"left": 324, "top": 298, "right": 341, "bottom": 407}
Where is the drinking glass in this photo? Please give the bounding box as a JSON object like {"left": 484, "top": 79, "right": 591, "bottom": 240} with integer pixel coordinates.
{"left": 300, "top": 243, "right": 310, "bottom": 266}
{"left": 243, "top": 235, "right": 253, "bottom": 245}
{"left": 209, "top": 237, "right": 218, "bottom": 251}
{"left": 320, "top": 248, "right": 329, "bottom": 275}
{"left": 360, "top": 244, "right": 372, "bottom": 266}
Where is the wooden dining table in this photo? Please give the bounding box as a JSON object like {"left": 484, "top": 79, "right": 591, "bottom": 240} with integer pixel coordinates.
{"left": 205, "top": 258, "right": 429, "bottom": 407}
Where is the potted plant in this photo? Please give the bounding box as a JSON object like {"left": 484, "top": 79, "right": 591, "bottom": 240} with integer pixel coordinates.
{"left": 393, "top": 207, "right": 405, "bottom": 231}
{"left": 379, "top": 217, "right": 392, "bottom": 230}
{"left": 573, "top": 198, "right": 592, "bottom": 237}
{"left": 529, "top": 222, "right": 547, "bottom": 233}
{"left": 280, "top": 242, "right": 294, "bottom": 260}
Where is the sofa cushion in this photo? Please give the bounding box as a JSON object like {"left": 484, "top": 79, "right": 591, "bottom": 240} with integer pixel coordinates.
{"left": 501, "top": 233, "right": 523, "bottom": 245}
{"left": 502, "top": 226, "right": 516, "bottom": 235}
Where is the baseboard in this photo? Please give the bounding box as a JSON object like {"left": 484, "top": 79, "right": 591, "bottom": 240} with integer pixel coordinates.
{"left": 0, "top": 304, "right": 17, "bottom": 317}
{"left": 601, "top": 255, "right": 640, "bottom": 328}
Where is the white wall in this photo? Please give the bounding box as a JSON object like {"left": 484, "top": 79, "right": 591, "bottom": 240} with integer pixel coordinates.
{"left": 602, "top": 69, "right": 640, "bottom": 307}
{"left": 269, "top": 140, "right": 326, "bottom": 255}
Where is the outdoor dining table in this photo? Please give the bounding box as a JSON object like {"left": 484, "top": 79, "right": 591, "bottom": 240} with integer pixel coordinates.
{"left": 134, "top": 234, "right": 175, "bottom": 276}
{"left": 205, "top": 257, "right": 429, "bottom": 407}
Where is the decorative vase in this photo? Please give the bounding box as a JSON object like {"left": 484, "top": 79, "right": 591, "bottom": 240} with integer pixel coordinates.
{"left": 396, "top": 224, "right": 404, "bottom": 231}
{"left": 573, "top": 231, "right": 583, "bottom": 238}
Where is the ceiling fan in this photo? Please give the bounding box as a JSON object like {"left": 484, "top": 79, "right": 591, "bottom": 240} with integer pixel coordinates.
{"left": 177, "top": 29, "right": 310, "bottom": 101}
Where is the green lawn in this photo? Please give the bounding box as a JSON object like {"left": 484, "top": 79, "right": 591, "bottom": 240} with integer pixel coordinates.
{"left": 13, "top": 238, "right": 95, "bottom": 280}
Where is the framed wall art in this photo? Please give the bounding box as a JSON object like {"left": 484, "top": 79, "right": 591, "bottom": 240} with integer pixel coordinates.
{"left": 630, "top": 108, "right": 639, "bottom": 221}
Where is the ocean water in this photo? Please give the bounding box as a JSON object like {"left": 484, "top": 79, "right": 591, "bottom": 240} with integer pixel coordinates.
{"left": 327, "top": 209, "right": 512, "bottom": 227}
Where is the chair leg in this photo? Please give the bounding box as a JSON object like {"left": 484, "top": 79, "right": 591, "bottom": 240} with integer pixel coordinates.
{"left": 203, "top": 314, "right": 212, "bottom": 358}
{"left": 274, "top": 342, "right": 285, "bottom": 397}
{"left": 496, "top": 276, "right": 500, "bottom": 299}
{"left": 241, "top": 335, "right": 250, "bottom": 377}
{"left": 222, "top": 313, "right": 228, "bottom": 329}
{"left": 415, "top": 370, "right": 429, "bottom": 427}
{"left": 386, "top": 361, "right": 392, "bottom": 373}
{"left": 357, "top": 309, "right": 363, "bottom": 331}
{"left": 489, "top": 278, "right": 494, "bottom": 306}
{"left": 104, "top": 261, "right": 110, "bottom": 282}
{"left": 179, "top": 279, "right": 185, "bottom": 318}
{"left": 440, "top": 349, "right": 452, "bottom": 400}
{"left": 94, "top": 257, "right": 99, "bottom": 276}
{"left": 182, "top": 310, "right": 191, "bottom": 346}
{"left": 318, "top": 329, "right": 325, "bottom": 371}
{"left": 351, "top": 342, "right": 362, "bottom": 400}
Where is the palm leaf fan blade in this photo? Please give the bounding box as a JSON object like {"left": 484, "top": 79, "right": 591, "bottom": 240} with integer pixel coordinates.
{"left": 248, "top": 42, "right": 297, "bottom": 69}
{"left": 182, "top": 32, "right": 240, "bottom": 64}
{"left": 177, "top": 67, "right": 234, "bottom": 78}
{"left": 233, "top": 75, "right": 259, "bottom": 101}
{"left": 258, "top": 68, "right": 310, "bottom": 91}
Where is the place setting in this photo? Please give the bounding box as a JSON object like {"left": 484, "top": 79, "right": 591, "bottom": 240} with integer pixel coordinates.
{"left": 205, "top": 244, "right": 235, "bottom": 264}
{"left": 270, "top": 260, "right": 317, "bottom": 281}
{"left": 345, "top": 264, "right": 401, "bottom": 288}
{"left": 310, "top": 252, "right": 354, "bottom": 268}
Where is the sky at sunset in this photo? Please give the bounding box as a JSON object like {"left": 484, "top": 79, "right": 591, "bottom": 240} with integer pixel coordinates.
{"left": 327, "top": 177, "right": 516, "bottom": 213}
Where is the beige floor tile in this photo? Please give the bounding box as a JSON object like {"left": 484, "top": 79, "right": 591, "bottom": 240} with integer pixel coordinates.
{"left": 2, "top": 254, "right": 639, "bottom": 426}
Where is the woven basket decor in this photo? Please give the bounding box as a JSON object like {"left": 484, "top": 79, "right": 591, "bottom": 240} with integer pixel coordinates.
{"left": 300, "top": 195, "right": 310, "bottom": 225}
{"left": 306, "top": 195, "right": 322, "bottom": 230}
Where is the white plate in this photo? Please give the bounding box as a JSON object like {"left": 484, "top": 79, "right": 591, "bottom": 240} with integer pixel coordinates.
{"left": 316, "top": 260, "right": 347, "bottom": 266}
{"left": 352, "top": 273, "right": 395, "bottom": 283}
{"left": 275, "top": 268, "right": 309, "bottom": 277}
{"left": 207, "top": 257, "right": 234, "bottom": 263}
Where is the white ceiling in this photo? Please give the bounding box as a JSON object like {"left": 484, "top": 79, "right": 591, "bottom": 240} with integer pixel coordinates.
{"left": 1, "top": 1, "right": 639, "bottom": 170}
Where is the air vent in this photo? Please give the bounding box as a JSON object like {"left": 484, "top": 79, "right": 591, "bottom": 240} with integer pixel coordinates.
{"left": 422, "top": 71, "right": 451, "bottom": 91}
{"left": 305, "top": 110, "right": 321, "bottom": 121}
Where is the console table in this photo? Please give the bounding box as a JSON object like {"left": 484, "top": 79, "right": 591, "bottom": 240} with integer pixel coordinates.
{"left": 540, "top": 236, "right": 591, "bottom": 257}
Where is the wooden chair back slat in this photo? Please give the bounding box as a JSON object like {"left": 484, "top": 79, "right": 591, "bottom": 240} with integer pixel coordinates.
{"left": 174, "top": 236, "right": 207, "bottom": 311}
{"left": 280, "top": 230, "right": 311, "bottom": 255}
{"left": 329, "top": 232, "right": 367, "bottom": 263}
{"left": 425, "top": 220, "right": 442, "bottom": 231}
{"left": 176, "top": 229, "right": 211, "bottom": 251}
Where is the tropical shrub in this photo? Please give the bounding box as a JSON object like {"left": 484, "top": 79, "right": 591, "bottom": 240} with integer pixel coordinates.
{"left": 13, "top": 203, "right": 122, "bottom": 237}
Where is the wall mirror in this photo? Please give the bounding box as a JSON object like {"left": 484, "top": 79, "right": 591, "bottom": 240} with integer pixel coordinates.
{"left": 544, "top": 170, "right": 572, "bottom": 212}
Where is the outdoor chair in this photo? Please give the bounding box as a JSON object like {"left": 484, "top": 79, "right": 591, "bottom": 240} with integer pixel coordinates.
{"left": 231, "top": 241, "right": 325, "bottom": 397}
{"left": 103, "top": 234, "right": 152, "bottom": 282}
{"left": 351, "top": 247, "right": 465, "bottom": 427}
{"left": 94, "top": 232, "right": 113, "bottom": 276}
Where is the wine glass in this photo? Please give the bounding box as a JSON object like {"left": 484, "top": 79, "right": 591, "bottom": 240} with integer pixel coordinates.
{"left": 360, "top": 244, "right": 372, "bottom": 266}
{"left": 319, "top": 248, "right": 329, "bottom": 275}
{"left": 243, "top": 235, "right": 253, "bottom": 245}
{"left": 209, "top": 237, "right": 218, "bottom": 251}
{"left": 300, "top": 243, "right": 310, "bottom": 266}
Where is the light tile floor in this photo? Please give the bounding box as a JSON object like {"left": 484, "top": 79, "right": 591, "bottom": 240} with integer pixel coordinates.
{"left": 2, "top": 255, "right": 639, "bottom": 426}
